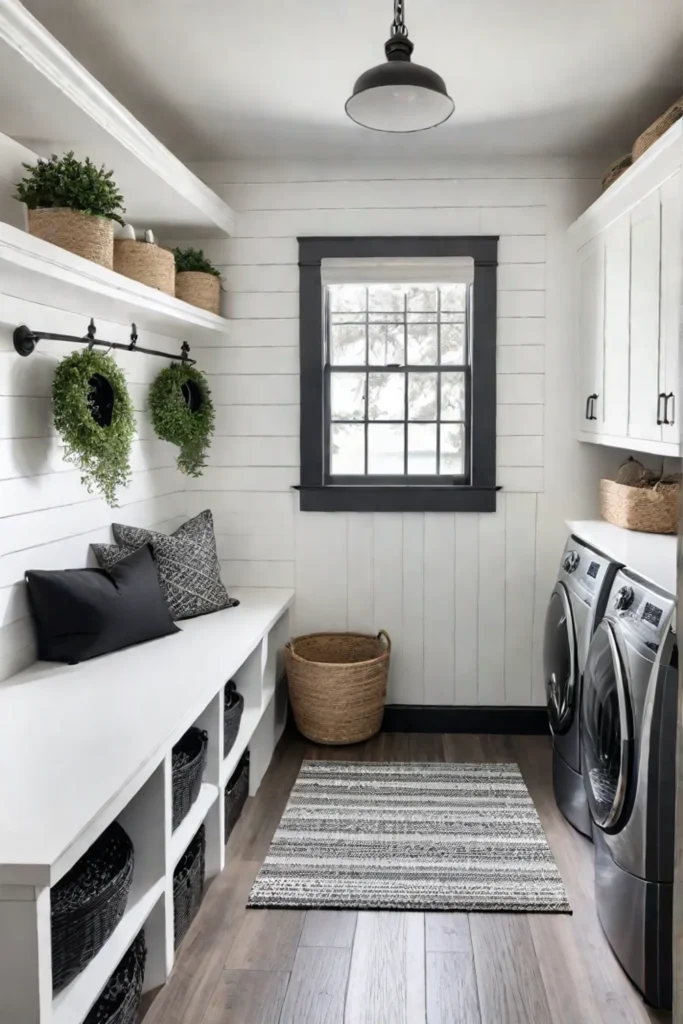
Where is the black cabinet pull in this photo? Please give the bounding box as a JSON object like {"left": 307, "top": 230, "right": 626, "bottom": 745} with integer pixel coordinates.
{"left": 665, "top": 392, "right": 675, "bottom": 426}
{"left": 586, "top": 393, "right": 598, "bottom": 421}
{"left": 585, "top": 395, "right": 592, "bottom": 419}
{"left": 657, "top": 392, "right": 666, "bottom": 425}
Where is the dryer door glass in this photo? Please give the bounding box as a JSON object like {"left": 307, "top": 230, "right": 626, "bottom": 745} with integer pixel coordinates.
{"left": 544, "top": 585, "right": 576, "bottom": 734}
{"left": 581, "top": 621, "right": 632, "bottom": 829}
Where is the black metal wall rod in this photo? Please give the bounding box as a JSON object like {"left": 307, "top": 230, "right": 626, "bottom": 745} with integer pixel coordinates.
{"left": 13, "top": 317, "right": 195, "bottom": 365}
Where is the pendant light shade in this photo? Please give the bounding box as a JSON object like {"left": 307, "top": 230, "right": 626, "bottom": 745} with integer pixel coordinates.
{"left": 345, "top": 0, "right": 454, "bottom": 133}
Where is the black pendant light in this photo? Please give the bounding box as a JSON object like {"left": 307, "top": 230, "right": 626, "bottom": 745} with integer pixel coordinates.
{"left": 345, "top": 0, "right": 454, "bottom": 133}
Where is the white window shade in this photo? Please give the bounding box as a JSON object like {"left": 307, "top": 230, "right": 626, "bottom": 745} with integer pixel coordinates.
{"left": 321, "top": 256, "right": 475, "bottom": 286}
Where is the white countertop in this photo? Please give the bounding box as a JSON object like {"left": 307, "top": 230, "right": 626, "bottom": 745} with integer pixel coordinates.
{"left": 567, "top": 520, "right": 677, "bottom": 597}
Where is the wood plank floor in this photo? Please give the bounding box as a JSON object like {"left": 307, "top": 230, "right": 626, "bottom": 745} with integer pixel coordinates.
{"left": 141, "top": 731, "right": 672, "bottom": 1024}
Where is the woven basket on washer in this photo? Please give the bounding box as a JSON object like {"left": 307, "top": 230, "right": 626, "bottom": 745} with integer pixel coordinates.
{"left": 633, "top": 96, "right": 683, "bottom": 159}
{"left": 224, "top": 752, "right": 249, "bottom": 843}
{"left": 600, "top": 478, "right": 679, "bottom": 534}
{"left": 113, "top": 239, "right": 175, "bottom": 295}
{"left": 27, "top": 208, "right": 114, "bottom": 268}
{"left": 51, "top": 822, "right": 134, "bottom": 993}
{"left": 175, "top": 271, "right": 221, "bottom": 315}
{"left": 172, "top": 727, "right": 208, "bottom": 831}
{"left": 84, "top": 931, "right": 146, "bottom": 1024}
{"left": 601, "top": 153, "right": 632, "bottom": 191}
{"left": 224, "top": 681, "right": 244, "bottom": 757}
{"left": 286, "top": 631, "right": 391, "bottom": 745}
{"left": 173, "top": 825, "right": 206, "bottom": 949}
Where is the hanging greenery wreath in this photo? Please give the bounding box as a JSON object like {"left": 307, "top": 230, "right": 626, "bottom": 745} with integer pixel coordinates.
{"left": 52, "top": 348, "right": 135, "bottom": 506}
{"left": 148, "top": 362, "right": 214, "bottom": 477}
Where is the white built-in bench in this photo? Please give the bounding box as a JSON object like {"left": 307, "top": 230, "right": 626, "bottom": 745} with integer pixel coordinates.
{"left": 0, "top": 587, "right": 294, "bottom": 1024}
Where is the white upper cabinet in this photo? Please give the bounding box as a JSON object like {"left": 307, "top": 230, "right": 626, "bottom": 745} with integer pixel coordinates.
{"left": 570, "top": 121, "right": 681, "bottom": 457}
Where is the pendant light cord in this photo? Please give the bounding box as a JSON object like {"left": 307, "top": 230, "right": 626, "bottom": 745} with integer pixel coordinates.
{"left": 392, "top": 0, "right": 408, "bottom": 35}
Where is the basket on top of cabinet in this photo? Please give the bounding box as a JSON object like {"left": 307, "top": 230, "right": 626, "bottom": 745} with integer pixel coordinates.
{"left": 172, "top": 727, "right": 208, "bottom": 831}
{"left": 224, "top": 752, "right": 250, "bottom": 844}
{"left": 173, "top": 825, "right": 206, "bottom": 950}
{"left": 51, "top": 822, "right": 134, "bottom": 993}
{"left": 84, "top": 930, "right": 146, "bottom": 1024}
{"left": 223, "top": 681, "right": 244, "bottom": 757}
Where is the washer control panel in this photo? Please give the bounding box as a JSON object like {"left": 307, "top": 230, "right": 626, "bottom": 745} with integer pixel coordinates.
{"left": 559, "top": 537, "right": 616, "bottom": 601}
{"left": 607, "top": 569, "right": 675, "bottom": 652}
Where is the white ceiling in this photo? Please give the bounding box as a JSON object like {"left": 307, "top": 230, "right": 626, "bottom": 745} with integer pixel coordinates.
{"left": 20, "top": 0, "right": 683, "bottom": 162}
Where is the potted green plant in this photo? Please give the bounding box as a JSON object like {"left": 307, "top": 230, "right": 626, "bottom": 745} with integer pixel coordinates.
{"left": 52, "top": 348, "right": 135, "bottom": 505}
{"left": 148, "top": 362, "right": 214, "bottom": 476}
{"left": 15, "top": 151, "right": 125, "bottom": 269}
{"left": 173, "top": 247, "right": 222, "bottom": 315}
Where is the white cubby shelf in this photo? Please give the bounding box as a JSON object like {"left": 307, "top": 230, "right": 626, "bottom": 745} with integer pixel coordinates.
{"left": 0, "top": 588, "right": 293, "bottom": 1024}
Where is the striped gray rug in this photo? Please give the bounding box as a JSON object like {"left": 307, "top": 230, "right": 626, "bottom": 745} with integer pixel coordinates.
{"left": 248, "top": 760, "right": 570, "bottom": 913}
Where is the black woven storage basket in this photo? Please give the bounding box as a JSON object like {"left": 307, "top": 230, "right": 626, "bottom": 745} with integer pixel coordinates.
{"left": 84, "top": 931, "right": 146, "bottom": 1024}
{"left": 223, "top": 681, "right": 244, "bottom": 757}
{"left": 51, "top": 822, "right": 134, "bottom": 993}
{"left": 172, "top": 727, "right": 208, "bottom": 831}
{"left": 173, "top": 825, "right": 206, "bottom": 949}
{"left": 224, "top": 752, "right": 249, "bottom": 843}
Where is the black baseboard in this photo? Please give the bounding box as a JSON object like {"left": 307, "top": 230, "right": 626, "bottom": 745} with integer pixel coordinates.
{"left": 382, "top": 704, "right": 548, "bottom": 735}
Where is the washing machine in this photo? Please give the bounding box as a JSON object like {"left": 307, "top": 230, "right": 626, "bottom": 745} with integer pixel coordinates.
{"left": 543, "top": 536, "right": 621, "bottom": 837}
{"left": 581, "top": 568, "right": 677, "bottom": 1009}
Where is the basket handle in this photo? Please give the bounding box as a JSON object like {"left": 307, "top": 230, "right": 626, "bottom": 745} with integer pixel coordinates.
{"left": 377, "top": 629, "right": 392, "bottom": 653}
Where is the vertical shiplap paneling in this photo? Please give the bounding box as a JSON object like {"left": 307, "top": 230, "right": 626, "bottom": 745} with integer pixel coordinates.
{"left": 347, "top": 514, "right": 374, "bottom": 633}
{"left": 504, "top": 494, "right": 538, "bottom": 704}
{"left": 372, "top": 514, "right": 404, "bottom": 704}
{"left": 294, "top": 511, "right": 348, "bottom": 635}
{"left": 400, "top": 514, "right": 425, "bottom": 705}
{"left": 423, "top": 515, "right": 456, "bottom": 705}
{"left": 454, "top": 515, "right": 480, "bottom": 705}
{"left": 477, "top": 499, "right": 507, "bottom": 704}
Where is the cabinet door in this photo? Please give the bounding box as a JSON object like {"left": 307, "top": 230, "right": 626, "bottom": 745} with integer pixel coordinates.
{"left": 628, "top": 191, "right": 663, "bottom": 443}
{"left": 577, "top": 236, "right": 605, "bottom": 434}
{"left": 659, "top": 172, "right": 681, "bottom": 448}
{"left": 602, "top": 217, "right": 631, "bottom": 438}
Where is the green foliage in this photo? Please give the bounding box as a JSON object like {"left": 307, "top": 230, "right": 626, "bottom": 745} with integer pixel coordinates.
{"left": 148, "top": 363, "right": 214, "bottom": 476}
{"left": 15, "top": 151, "right": 125, "bottom": 224}
{"left": 173, "top": 246, "right": 221, "bottom": 277}
{"left": 52, "top": 349, "right": 135, "bottom": 506}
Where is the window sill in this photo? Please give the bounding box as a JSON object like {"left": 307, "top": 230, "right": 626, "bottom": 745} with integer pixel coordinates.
{"left": 295, "top": 485, "right": 500, "bottom": 513}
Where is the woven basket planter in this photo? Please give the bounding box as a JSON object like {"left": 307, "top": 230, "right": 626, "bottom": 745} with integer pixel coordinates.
{"left": 224, "top": 752, "right": 249, "bottom": 843}
{"left": 600, "top": 478, "right": 679, "bottom": 534}
{"left": 114, "top": 239, "right": 175, "bottom": 295}
{"left": 601, "top": 153, "right": 632, "bottom": 191}
{"left": 84, "top": 931, "right": 146, "bottom": 1024}
{"left": 286, "top": 631, "right": 390, "bottom": 745}
{"left": 51, "top": 822, "right": 134, "bottom": 992}
{"left": 173, "top": 825, "right": 205, "bottom": 950}
{"left": 172, "top": 727, "right": 208, "bottom": 831}
{"left": 633, "top": 96, "right": 683, "bottom": 160}
{"left": 224, "top": 681, "right": 244, "bottom": 757}
{"left": 27, "top": 208, "right": 114, "bottom": 268}
{"left": 175, "top": 271, "right": 221, "bottom": 315}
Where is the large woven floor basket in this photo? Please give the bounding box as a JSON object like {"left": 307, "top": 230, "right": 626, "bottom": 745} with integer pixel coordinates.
{"left": 286, "top": 631, "right": 391, "bottom": 745}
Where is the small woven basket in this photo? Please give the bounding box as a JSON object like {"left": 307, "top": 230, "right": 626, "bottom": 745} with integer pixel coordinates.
{"left": 114, "top": 239, "right": 175, "bottom": 295}
{"left": 223, "top": 681, "right": 244, "bottom": 757}
{"left": 27, "top": 208, "right": 114, "bottom": 268}
{"left": 600, "top": 478, "right": 679, "bottom": 534}
{"left": 601, "top": 153, "right": 632, "bottom": 191}
{"left": 84, "top": 931, "right": 146, "bottom": 1024}
{"left": 633, "top": 96, "right": 683, "bottom": 160}
{"left": 173, "top": 825, "right": 206, "bottom": 950}
{"left": 286, "top": 631, "right": 390, "bottom": 745}
{"left": 172, "top": 727, "right": 208, "bottom": 831}
{"left": 175, "top": 271, "right": 221, "bottom": 315}
{"left": 224, "top": 752, "right": 249, "bottom": 843}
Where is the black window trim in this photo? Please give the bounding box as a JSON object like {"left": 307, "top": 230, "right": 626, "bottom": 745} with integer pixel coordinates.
{"left": 297, "top": 235, "right": 499, "bottom": 513}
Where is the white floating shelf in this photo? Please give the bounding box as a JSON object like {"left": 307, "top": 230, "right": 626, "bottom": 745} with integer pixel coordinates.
{"left": 0, "top": 221, "right": 231, "bottom": 343}
{"left": 0, "top": 0, "right": 235, "bottom": 237}
{"left": 170, "top": 783, "right": 218, "bottom": 869}
{"left": 51, "top": 876, "right": 164, "bottom": 1024}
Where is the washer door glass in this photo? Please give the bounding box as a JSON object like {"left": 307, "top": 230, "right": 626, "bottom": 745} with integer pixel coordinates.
{"left": 581, "top": 621, "right": 632, "bottom": 829}
{"left": 544, "top": 585, "right": 576, "bottom": 734}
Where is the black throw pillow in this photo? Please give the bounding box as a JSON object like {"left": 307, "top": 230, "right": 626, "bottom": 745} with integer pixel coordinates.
{"left": 25, "top": 545, "right": 180, "bottom": 665}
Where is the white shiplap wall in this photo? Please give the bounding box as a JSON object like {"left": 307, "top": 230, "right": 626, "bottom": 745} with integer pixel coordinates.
{"left": 184, "top": 158, "right": 621, "bottom": 708}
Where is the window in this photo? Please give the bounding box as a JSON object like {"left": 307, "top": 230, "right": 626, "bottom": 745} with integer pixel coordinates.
{"left": 298, "top": 237, "right": 498, "bottom": 512}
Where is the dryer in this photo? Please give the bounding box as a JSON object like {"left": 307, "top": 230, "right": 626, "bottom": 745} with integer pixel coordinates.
{"left": 581, "top": 569, "right": 677, "bottom": 1009}
{"left": 543, "top": 536, "right": 621, "bottom": 837}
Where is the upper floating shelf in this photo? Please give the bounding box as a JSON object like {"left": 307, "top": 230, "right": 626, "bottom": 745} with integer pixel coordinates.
{"left": 0, "top": 0, "right": 236, "bottom": 238}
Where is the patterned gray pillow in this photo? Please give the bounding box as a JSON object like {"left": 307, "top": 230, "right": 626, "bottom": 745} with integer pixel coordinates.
{"left": 92, "top": 510, "right": 235, "bottom": 621}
